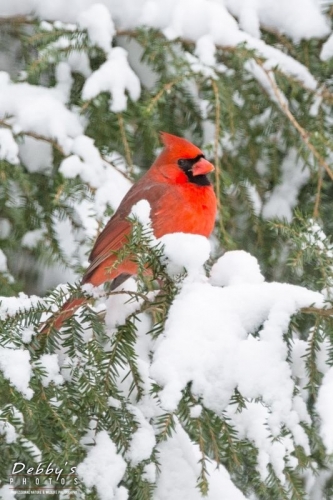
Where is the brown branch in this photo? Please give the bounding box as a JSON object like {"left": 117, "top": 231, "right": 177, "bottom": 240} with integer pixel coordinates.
{"left": 0, "top": 118, "right": 132, "bottom": 182}
{"left": 3, "top": 15, "right": 333, "bottom": 104}
{"left": 211, "top": 79, "right": 232, "bottom": 246}
{"left": 0, "top": 118, "right": 66, "bottom": 155}
{"left": 257, "top": 63, "right": 333, "bottom": 183}
{"left": 117, "top": 113, "right": 133, "bottom": 177}
{"left": 101, "top": 154, "right": 133, "bottom": 182}
{"left": 146, "top": 78, "right": 183, "bottom": 114}
{"left": 313, "top": 163, "right": 324, "bottom": 218}
{"left": 0, "top": 15, "right": 35, "bottom": 26}
{"left": 211, "top": 79, "right": 222, "bottom": 207}
{"left": 300, "top": 306, "right": 333, "bottom": 317}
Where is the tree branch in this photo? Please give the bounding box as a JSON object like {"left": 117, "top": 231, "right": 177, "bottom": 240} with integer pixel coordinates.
{"left": 257, "top": 63, "right": 333, "bottom": 183}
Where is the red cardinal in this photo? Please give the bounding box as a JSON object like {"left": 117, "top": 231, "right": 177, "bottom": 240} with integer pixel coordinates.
{"left": 47, "top": 132, "right": 217, "bottom": 331}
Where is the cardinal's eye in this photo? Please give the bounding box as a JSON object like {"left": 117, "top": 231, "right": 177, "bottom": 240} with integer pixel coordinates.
{"left": 178, "top": 158, "right": 192, "bottom": 170}
{"left": 178, "top": 159, "right": 188, "bottom": 168}
{"left": 178, "top": 154, "right": 205, "bottom": 171}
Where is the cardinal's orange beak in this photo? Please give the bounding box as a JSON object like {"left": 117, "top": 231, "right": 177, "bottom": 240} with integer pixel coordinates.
{"left": 192, "top": 157, "right": 215, "bottom": 176}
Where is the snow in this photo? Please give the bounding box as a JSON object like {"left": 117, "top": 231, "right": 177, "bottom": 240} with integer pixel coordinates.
{"left": 154, "top": 422, "right": 246, "bottom": 500}
{"left": 105, "top": 278, "right": 143, "bottom": 329}
{"left": 36, "top": 354, "right": 64, "bottom": 387}
{"left": 0, "top": 1, "right": 332, "bottom": 497}
{"left": 316, "top": 367, "right": 333, "bottom": 453}
{"left": 228, "top": 401, "right": 308, "bottom": 482}
{"left": 78, "top": 4, "right": 115, "bottom": 54}
{"left": 0, "top": 292, "right": 42, "bottom": 320}
{"left": 67, "top": 50, "right": 92, "bottom": 77}
{"left": 21, "top": 229, "right": 46, "bottom": 249}
{"left": 225, "top": 0, "right": 330, "bottom": 42}
{"left": 19, "top": 137, "right": 53, "bottom": 174}
{"left": 0, "top": 128, "right": 19, "bottom": 164}
{"left": 143, "top": 463, "right": 156, "bottom": 483}
{"left": 0, "top": 218, "right": 11, "bottom": 239}
{"left": 0, "top": 347, "right": 33, "bottom": 399}
{"left": 190, "top": 404, "right": 202, "bottom": 418}
{"left": 262, "top": 148, "right": 311, "bottom": 222}
{"left": 158, "top": 233, "right": 211, "bottom": 278}
{"left": 130, "top": 199, "right": 152, "bottom": 226}
{"left": 0, "top": 411, "right": 17, "bottom": 443}
{"left": 0, "top": 249, "right": 9, "bottom": 274}
{"left": 82, "top": 47, "right": 141, "bottom": 113}
{"left": 60, "top": 134, "right": 132, "bottom": 216}
{"left": 0, "top": 485, "right": 16, "bottom": 500}
{"left": 56, "top": 134, "right": 132, "bottom": 272}
{"left": 245, "top": 60, "right": 288, "bottom": 107}
{"left": 151, "top": 253, "right": 322, "bottom": 413}
{"left": 150, "top": 249, "right": 323, "bottom": 479}
{"left": 321, "top": 32, "right": 333, "bottom": 60}
{"left": 210, "top": 250, "right": 265, "bottom": 286}
{"left": 21, "top": 326, "right": 36, "bottom": 343}
{"left": 245, "top": 183, "right": 262, "bottom": 216}
{"left": 0, "top": 0, "right": 320, "bottom": 106}
{"left": 77, "top": 430, "right": 128, "bottom": 500}
{"left": 126, "top": 405, "right": 156, "bottom": 465}
{"left": 0, "top": 71, "right": 83, "bottom": 154}
{"left": 195, "top": 35, "right": 216, "bottom": 67}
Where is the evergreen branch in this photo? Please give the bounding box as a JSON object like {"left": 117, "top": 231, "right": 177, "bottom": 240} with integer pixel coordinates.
{"left": 211, "top": 79, "right": 222, "bottom": 216}
{"left": 0, "top": 118, "right": 133, "bottom": 182}
{"left": 40, "top": 387, "right": 79, "bottom": 445}
{"left": 196, "top": 418, "right": 210, "bottom": 496}
{"left": 146, "top": 77, "right": 183, "bottom": 113}
{"left": 257, "top": 63, "right": 333, "bottom": 183}
{"left": 4, "top": 16, "right": 332, "bottom": 105}
{"left": 0, "top": 118, "right": 66, "bottom": 155}
{"left": 117, "top": 113, "right": 134, "bottom": 177}
{"left": 0, "top": 15, "right": 36, "bottom": 26}
{"left": 120, "top": 28, "right": 333, "bottom": 106}
{"left": 300, "top": 306, "right": 333, "bottom": 317}
{"left": 313, "top": 163, "right": 324, "bottom": 218}
{"left": 304, "top": 317, "right": 323, "bottom": 399}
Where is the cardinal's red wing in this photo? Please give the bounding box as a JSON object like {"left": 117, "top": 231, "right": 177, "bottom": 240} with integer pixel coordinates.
{"left": 83, "top": 179, "right": 169, "bottom": 282}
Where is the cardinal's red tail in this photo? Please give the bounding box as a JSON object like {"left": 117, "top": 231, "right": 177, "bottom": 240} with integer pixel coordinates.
{"left": 41, "top": 297, "right": 86, "bottom": 334}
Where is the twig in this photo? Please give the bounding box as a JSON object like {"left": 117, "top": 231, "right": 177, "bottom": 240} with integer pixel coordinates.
{"left": 211, "top": 78, "right": 231, "bottom": 244}
{"left": 117, "top": 113, "right": 133, "bottom": 177}
{"left": 313, "top": 163, "right": 323, "bottom": 218}
{"left": 257, "top": 63, "right": 333, "bottom": 182}
{"left": 0, "top": 118, "right": 66, "bottom": 155}
{"left": 300, "top": 306, "right": 333, "bottom": 317}
{"left": 146, "top": 78, "right": 182, "bottom": 114}
{"left": 211, "top": 79, "right": 222, "bottom": 204}
{"left": 0, "top": 118, "right": 132, "bottom": 181}
{"left": 0, "top": 15, "right": 35, "bottom": 26}
{"left": 3, "top": 15, "right": 333, "bottom": 105}
{"left": 101, "top": 154, "right": 133, "bottom": 181}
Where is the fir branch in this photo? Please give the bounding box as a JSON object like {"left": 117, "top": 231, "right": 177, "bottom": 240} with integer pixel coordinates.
{"left": 0, "top": 118, "right": 66, "bottom": 155}
{"left": 313, "top": 163, "right": 324, "bottom": 218}
{"left": 117, "top": 113, "right": 134, "bottom": 177}
{"left": 257, "top": 62, "right": 333, "bottom": 183}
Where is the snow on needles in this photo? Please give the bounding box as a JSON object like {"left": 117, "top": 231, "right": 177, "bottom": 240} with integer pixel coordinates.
{"left": 0, "top": 71, "right": 82, "bottom": 155}
{"left": 78, "top": 4, "right": 115, "bottom": 54}
{"left": 77, "top": 430, "right": 128, "bottom": 500}
{"left": 316, "top": 367, "right": 333, "bottom": 454}
{"left": 155, "top": 422, "right": 246, "bottom": 500}
{"left": 82, "top": 47, "right": 141, "bottom": 113}
{"left": 150, "top": 247, "right": 324, "bottom": 480}
{"left": 0, "top": 0, "right": 328, "bottom": 98}
{"left": 0, "top": 348, "right": 33, "bottom": 399}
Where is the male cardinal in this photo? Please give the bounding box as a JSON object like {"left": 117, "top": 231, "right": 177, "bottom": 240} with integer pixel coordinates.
{"left": 47, "top": 132, "right": 217, "bottom": 331}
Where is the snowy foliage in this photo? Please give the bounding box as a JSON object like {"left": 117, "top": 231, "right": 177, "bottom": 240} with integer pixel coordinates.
{"left": 1, "top": 1, "right": 333, "bottom": 500}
